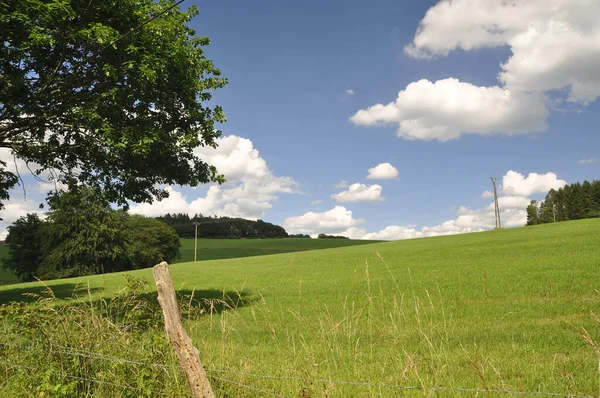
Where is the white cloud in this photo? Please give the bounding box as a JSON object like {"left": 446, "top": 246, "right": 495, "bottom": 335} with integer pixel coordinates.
{"left": 350, "top": 78, "right": 548, "bottom": 141}
{"left": 310, "top": 199, "right": 323, "bottom": 205}
{"left": 363, "top": 225, "right": 424, "bottom": 240}
{"left": 130, "top": 135, "right": 297, "bottom": 220}
{"left": 333, "top": 180, "right": 349, "bottom": 189}
{"left": 355, "top": 0, "right": 600, "bottom": 141}
{"left": 481, "top": 190, "right": 494, "bottom": 199}
{"left": 490, "top": 195, "right": 531, "bottom": 211}
{"left": 330, "top": 169, "right": 565, "bottom": 241}
{"left": 0, "top": 192, "right": 46, "bottom": 240}
{"left": 0, "top": 148, "right": 43, "bottom": 176}
{"left": 578, "top": 158, "right": 600, "bottom": 164}
{"left": 405, "top": 0, "right": 600, "bottom": 104}
{"left": 367, "top": 163, "right": 399, "bottom": 180}
{"left": 338, "top": 226, "right": 367, "bottom": 239}
{"left": 194, "top": 135, "right": 271, "bottom": 183}
{"left": 282, "top": 206, "right": 365, "bottom": 235}
{"left": 345, "top": 89, "right": 355, "bottom": 96}
{"left": 501, "top": 170, "right": 567, "bottom": 197}
{"left": 331, "top": 183, "right": 384, "bottom": 203}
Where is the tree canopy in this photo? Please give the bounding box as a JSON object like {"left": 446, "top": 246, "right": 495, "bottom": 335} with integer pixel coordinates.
{"left": 0, "top": 0, "right": 226, "bottom": 209}
{"left": 1, "top": 187, "right": 180, "bottom": 281}
{"left": 155, "top": 213, "right": 289, "bottom": 239}
{"left": 525, "top": 180, "right": 600, "bottom": 226}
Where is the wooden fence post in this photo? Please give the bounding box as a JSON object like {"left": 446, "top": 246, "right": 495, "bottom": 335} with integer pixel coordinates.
{"left": 152, "top": 262, "right": 215, "bottom": 398}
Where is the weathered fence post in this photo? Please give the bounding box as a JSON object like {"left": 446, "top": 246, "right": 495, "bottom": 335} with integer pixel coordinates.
{"left": 152, "top": 261, "right": 215, "bottom": 398}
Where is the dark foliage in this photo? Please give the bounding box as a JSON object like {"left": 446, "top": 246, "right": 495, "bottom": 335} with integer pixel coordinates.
{"left": 2, "top": 187, "right": 180, "bottom": 281}
{"left": 155, "top": 213, "right": 289, "bottom": 239}
{"left": 526, "top": 179, "right": 600, "bottom": 225}
{"left": 1, "top": 213, "right": 44, "bottom": 281}
{"left": 0, "top": 0, "right": 226, "bottom": 210}
{"left": 317, "top": 234, "right": 349, "bottom": 239}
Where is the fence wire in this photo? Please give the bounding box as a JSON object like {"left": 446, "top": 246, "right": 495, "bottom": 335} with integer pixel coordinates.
{"left": 1, "top": 338, "right": 596, "bottom": 398}
{"left": 0, "top": 361, "right": 169, "bottom": 396}
{"left": 205, "top": 368, "right": 595, "bottom": 398}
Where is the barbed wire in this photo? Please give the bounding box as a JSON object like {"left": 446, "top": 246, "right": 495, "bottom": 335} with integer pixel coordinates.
{"left": 1, "top": 338, "right": 183, "bottom": 372}
{"left": 205, "top": 369, "right": 595, "bottom": 398}
{"left": 1, "top": 337, "right": 595, "bottom": 398}
{"left": 0, "top": 361, "right": 169, "bottom": 396}
{"left": 209, "top": 375, "right": 291, "bottom": 398}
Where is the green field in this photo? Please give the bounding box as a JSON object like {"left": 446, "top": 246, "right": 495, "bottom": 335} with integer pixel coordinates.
{"left": 175, "top": 237, "right": 382, "bottom": 263}
{"left": 1, "top": 220, "right": 599, "bottom": 396}
{"left": 0, "top": 238, "right": 378, "bottom": 286}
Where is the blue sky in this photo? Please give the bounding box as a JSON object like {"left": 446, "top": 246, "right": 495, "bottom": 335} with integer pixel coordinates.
{"left": 2, "top": 0, "right": 599, "bottom": 239}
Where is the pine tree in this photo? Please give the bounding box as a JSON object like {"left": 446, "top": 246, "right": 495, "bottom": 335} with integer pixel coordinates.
{"left": 567, "top": 183, "right": 584, "bottom": 220}
{"left": 526, "top": 200, "right": 539, "bottom": 226}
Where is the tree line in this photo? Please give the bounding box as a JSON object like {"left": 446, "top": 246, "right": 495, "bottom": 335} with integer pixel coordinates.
{"left": 317, "top": 234, "right": 350, "bottom": 239}
{"left": 2, "top": 187, "right": 180, "bottom": 282}
{"left": 155, "top": 213, "right": 289, "bottom": 239}
{"left": 526, "top": 180, "right": 600, "bottom": 226}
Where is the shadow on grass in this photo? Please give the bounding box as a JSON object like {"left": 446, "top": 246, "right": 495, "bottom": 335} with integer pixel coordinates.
{"left": 0, "top": 280, "right": 256, "bottom": 324}
{"left": 0, "top": 282, "right": 103, "bottom": 304}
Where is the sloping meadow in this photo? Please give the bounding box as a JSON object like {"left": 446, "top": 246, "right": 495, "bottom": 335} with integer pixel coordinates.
{"left": 1, "top": 219, "right": 599, "bottom": 397}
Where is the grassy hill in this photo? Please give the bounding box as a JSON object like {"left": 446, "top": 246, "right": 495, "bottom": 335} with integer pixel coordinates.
{"left": 0, "top": 238, "right": 379, "bottom": 286}
{"left": 175, "top": 237, "right": 381, "bottom": 262}
{"left": 1, "top": 219, "right": 599, "bottom": 396}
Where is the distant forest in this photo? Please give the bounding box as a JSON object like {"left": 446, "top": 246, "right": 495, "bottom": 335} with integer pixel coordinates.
{"left": 526, "top": 180, "right": 600, "bottom": 226}
{"left": 155, "top": 213, "right": 289, "bottom": 239}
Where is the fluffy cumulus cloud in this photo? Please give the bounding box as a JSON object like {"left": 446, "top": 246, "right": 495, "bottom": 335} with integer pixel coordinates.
{"left": 331, "top": 183, "right": 384, "bottom": 203}
{"left": 345, "top": 89, "right": 355, "bottom": 96}
{"left": 306, "top": 170, "right": 565, "bottom": 241}
{"left": 282, "top": 206, "right": 365, "bottom": 235}
{"left": 367, "top": 163, "right": 399, "bottom": 180}
{"left": 481, "top": 190, "right": 494, "bottom": 199}
{"left": 405, "top": 0, "right": 600, "bottom": 103}
{"left": 0, "top": 149, "right": 61, "bottom": 239}
{"left": 350, "top": 78, "right": 548, "bottom": 141}
{"left": 0, "top": 193, "right": 46, "bottom": 240}
{"left": 130, "top": 135, "right": 297, "bottom": 220}
{"left": 501, "top": 170, "right": 567, "bottom": 197}
{"left": 354, "top": 0, "right": 600, "bottom": 140}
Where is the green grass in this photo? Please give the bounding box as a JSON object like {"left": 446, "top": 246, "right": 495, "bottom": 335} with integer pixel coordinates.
{"left": 1, "top": 220, "right": 599, "bottom": 397}
{"left": 0, "top": 245, "right": 18, "bottom": 286}
{"left": 0, "top": 238, "right": 378, "bottom": 285}
{"left": 175, "top": 237, "right": 381, "bottom": 263}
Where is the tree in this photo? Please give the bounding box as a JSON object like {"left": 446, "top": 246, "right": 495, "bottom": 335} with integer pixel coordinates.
{"left": 37, "top": 187, "right": 129, "bottom": 279}
{"left": 581, "top": 180, "right": 594, "bottom": 218}
{"left": 318, "top": 234, "right": 349, "bottom": 239}
{"left": 1, "top": 213, "right": 44, "bottom": 281}
{"left": 567, "top": 183, "right": 584, "bottom": 220}
{"left": 0, "top": 0, "right": 226, "bottom": 209}
{"left": 123, "top": 215, "right": 180, "bottom": 269}
{"left": 526, "top": 200, "right": 539, "bottom": 226}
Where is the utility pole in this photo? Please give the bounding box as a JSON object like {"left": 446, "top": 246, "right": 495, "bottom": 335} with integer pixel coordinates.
{"left": 193, "top": 222, "right": 200, "bottom": 262}
{"left": 490, "top": 177, "right": 502, "bottom": 229}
